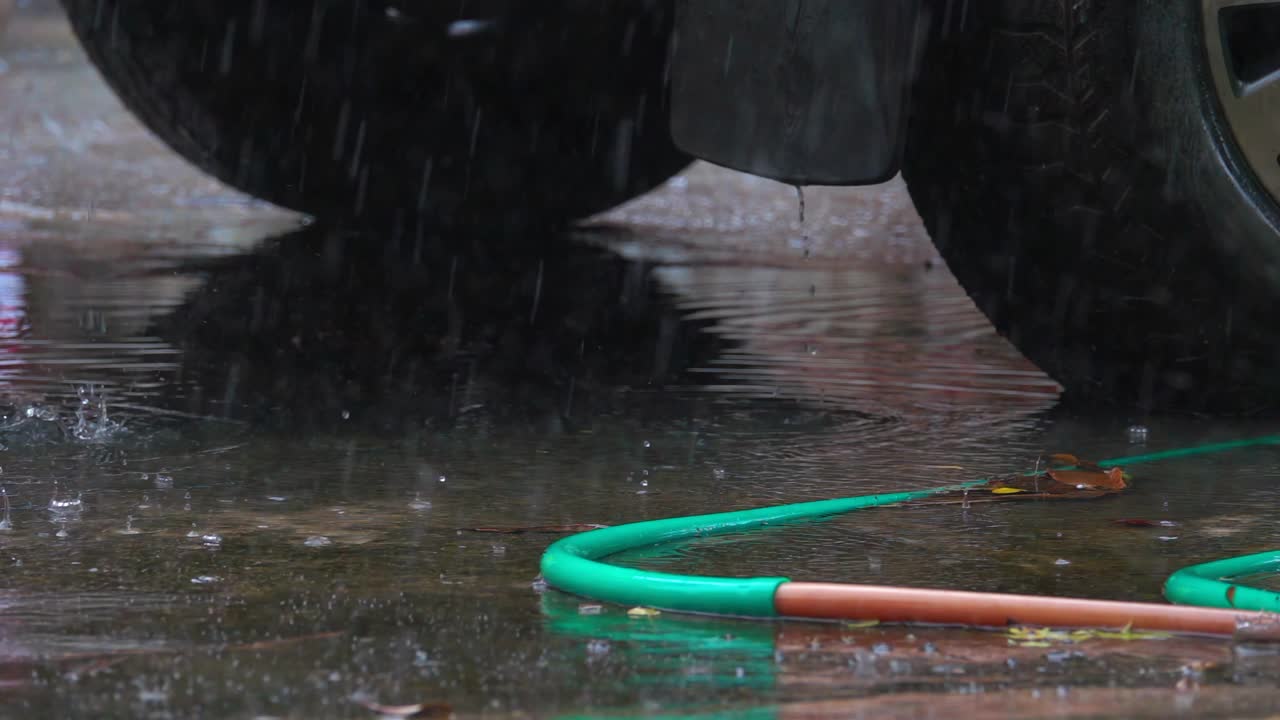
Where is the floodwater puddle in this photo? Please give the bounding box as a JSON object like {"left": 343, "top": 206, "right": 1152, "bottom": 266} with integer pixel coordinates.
{"left": 1, "top": 9, "right": 1279, "bottom": 717}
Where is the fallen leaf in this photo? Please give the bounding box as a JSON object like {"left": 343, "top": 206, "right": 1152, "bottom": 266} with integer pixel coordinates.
{"left": 913, "top": 454, "right": 1129, "bottom": 506}
{"left": 1088, "top": 623, "right": 1171, "bottom": 641}
{"left": 627, "top": 607, "right": 661, "bottom": 618}
{"left": 843, "top": 619, "right": 879, "bottom": 628}
{"left": 1112, "top": 518, "right": 1177, "bottom": 528}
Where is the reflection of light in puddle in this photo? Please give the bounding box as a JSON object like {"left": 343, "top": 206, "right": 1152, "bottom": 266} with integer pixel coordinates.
{"left": 0, "top": 246, "right": 27, "bottom": 389}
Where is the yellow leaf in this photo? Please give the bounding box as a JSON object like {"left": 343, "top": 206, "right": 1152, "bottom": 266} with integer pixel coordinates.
{"left": 627, "top": 607, "right": 661, "bottom": 618}
{"left": 991, "top": 487, "right": 1027, "bottom": 494}
{"left": 1017, "top": 641, "right": 1052, "bottom": 648}
{"left": 1093, "top": 628, "right": 1171, "bottom": 641}
{"left": 842, "top": 619, "right": 879, "bottom": 628}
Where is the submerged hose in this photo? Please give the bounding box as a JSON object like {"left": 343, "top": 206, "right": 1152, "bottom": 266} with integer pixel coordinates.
{"left": 1164, "top": 550, "right": 1280, "bottom": 612}
{"left": 540, "top": 435, "right": 1280, "bottom": 633}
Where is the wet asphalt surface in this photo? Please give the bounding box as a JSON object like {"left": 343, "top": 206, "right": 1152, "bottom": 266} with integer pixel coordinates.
{"left": 3, "top": 7, "right": 1280, "bottom": 719}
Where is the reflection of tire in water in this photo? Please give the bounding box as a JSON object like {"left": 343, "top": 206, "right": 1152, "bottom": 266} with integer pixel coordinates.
{"left": 655, "top": 263, "right": 1060, "bottom": 417}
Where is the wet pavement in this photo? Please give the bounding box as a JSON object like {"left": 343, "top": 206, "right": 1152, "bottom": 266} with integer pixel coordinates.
{"left": 3, "top": 7, "right": 1280, "bottom": 719}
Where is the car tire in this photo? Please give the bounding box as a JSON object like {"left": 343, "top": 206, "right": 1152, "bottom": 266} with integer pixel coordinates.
{"left": 902, "top": 0, "right": 1280, "bottom": 411}
{"left": 61, "top": 0, "right": 690, "bottom": 232}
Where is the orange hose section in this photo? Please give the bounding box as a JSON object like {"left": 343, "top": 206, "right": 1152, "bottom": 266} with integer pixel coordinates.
{"left": 775, "top": 583, "right": 1263, "bottom": 636}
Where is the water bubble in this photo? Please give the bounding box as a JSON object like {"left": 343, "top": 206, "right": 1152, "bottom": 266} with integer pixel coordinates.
{"left": 49, "top": 493, "right": 83, "bottom": 518}
{"left": 1054, "top": 558, "right": 1071, "bottom": 566}
{"left": 341, "top": 410, "right": 350, "bottom": 420}
{"left": 152, "top": 475, "right": 174, "bottom": 489}
{"left": 137, "top": 494, "right": 151, "bottom": 509}
{"left": 640, "top": 479, "right": 648, "bottom": 487}
{"left": 190, "top": 575, "right": 221, "bottom": 585}
{"left": 304, "top": 535, "right": 332, "bottom": 547}
{"left": 531, "top": 576, "right": 549, "bottom": 593}
{"left": 117, "top": 515, "right": 141, "bottom": 535}
{"left": 55, "top": 527, "right": 68, "bottom": 538}
{"left": 438, "top": 475, "right": 447, "bottom": 483}
{"left": 642, "top": 440, "right": 652, "bottom": 449}
{"left": 201, "top": 533, "right": 223, "bottom": 547}
{"left": 1127, "top": 424, "right": 1149, "bottom": 444}
{"left": 266, "top": 496, "right": 287, "bottom": 503}
{"left": 712, "top": 467, "right": 727, "bottom": 480}
{"left": 186, "top": 524, "right": 200, "bottom": 538}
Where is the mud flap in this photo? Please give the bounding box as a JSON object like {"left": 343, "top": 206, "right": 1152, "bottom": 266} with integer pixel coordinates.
{"left": 668, "top": 0, "right": 924, "bottom": 186}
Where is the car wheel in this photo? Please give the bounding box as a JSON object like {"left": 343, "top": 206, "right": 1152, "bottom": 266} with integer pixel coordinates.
{"left": 902, "top": 0, "right": 1280, "bottom": 411}
{"left": 61, "top": 0, "right": 690, "bottom": 232}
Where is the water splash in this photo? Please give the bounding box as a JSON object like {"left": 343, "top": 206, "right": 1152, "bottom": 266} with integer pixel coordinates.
{"left": 72, "top": 384, "right": 125, "bottom": 443}
{"left": 24, "top": 405, "right": 58, "bottom": 422}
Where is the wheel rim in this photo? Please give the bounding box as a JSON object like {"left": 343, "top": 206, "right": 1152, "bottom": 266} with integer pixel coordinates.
{"left": 1203, "top": 0, "right": 1280, "bottom": 207}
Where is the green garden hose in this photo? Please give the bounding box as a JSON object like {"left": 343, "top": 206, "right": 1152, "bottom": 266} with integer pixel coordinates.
{"left": 541, "top": 435, "right": 1280, "bottom": 627}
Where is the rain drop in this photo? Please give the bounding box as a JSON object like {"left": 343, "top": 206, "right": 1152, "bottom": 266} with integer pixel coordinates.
{"left": 0, "top": 487, "right": 11, "bottom": 531}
